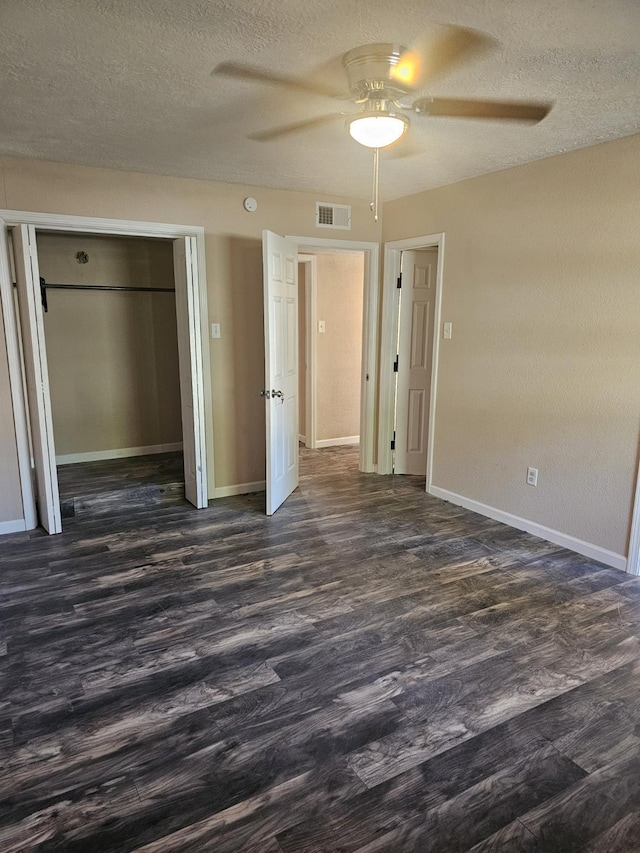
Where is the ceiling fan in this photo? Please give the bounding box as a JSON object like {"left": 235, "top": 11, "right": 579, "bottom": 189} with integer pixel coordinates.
{"left": 212, "top": 26, "right": 552, "bottom": 151}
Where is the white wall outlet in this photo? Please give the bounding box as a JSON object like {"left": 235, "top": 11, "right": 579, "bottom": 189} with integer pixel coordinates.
{"left": 318, "top": 320, "right": 326, "bottom": 334}
{"left": 527, "top": 467, "right": 538, "bottom": 487}
{"left": 211, "top": 323, "right": 221, "bottom": 339}
{"left": 443, "top": 322, "right": 452, "bottom": 339}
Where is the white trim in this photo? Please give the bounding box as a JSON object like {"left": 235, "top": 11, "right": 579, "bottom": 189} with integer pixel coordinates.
{"left": 298, "top": 434, "right": 306, "bottom": 444}
{"left": 0, "top": 519, "right": 27, "bottom": 535}
{"left": 430, "top": 485, "right": 626, "bottom": 572}
{"left": 298, "top": 254, "right": 317, "bottom": 450}
{"left": 212, "top": 480, "right": 266, "bottom": 499}
{"left": 56, "top": 442, "right": 183, "bottom": 465}
{"left": 14, "top": 224, "right": 62, "bottom": 533}
{"left": 0, "top": 219, "right": 37, "bottom": 529}
{"left": 0, "top": 209, "right": 213, "bottom": 530}
{"left": 315, "top": 435, "right": 360, "bottom": 448}
{"left": 0, "top": 210, "right": 205, "bottom": 239}
{"left": 379, "top": 233, "right": 445, "bottom": 484}
{"left": 286, "top": 235, "right": 379, "bottom": 474}
{"left": 626, "top": 462, "right": 640, "bottom": 575}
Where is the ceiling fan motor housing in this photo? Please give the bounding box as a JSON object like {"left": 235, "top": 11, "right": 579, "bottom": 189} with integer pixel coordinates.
{"left": 342, "top": 43, "right": 411, "bottom": 100}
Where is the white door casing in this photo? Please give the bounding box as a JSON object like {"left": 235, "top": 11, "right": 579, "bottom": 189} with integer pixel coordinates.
{"left": 13, "top": 224, "right": 62, "bottom": 533}
{"left": 263, "top": 230, "right": 299, "bottom": 515}
{"left": 173, "top": 236, "right": 208, "bottom": 508}
{"left": 285, "top": 236, "right": 379, "bottom": 474}
{"left": 395, "top": 248, "right": 438, "bottom": 476}
{"left": 378, "top": 233, "right": 445, "bottom": 482}
{"left": 0, "top": 211, "right": 210, "bottom": 535}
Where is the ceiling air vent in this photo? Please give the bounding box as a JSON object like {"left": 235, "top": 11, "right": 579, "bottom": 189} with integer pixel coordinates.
{"left": 315, "top": 202, "right": 351, "bottom": 230}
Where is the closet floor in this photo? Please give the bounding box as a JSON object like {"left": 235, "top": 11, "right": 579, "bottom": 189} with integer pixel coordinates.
{"left": 57, "top": 451, "right": 185, "bottom": 518}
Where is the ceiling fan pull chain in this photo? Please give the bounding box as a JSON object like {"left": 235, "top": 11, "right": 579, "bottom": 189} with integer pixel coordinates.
{"left": 370, "top": 146, "right": 380, "bottom": 222}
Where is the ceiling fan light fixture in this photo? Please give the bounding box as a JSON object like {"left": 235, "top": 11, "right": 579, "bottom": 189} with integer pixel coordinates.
{"left": 347, "top": 111, "right": 409, "bottom": 148}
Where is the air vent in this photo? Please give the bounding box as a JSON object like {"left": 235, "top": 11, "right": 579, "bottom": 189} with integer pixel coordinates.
{"left": 315, "top": 202, "right": 352, "bottom": 230}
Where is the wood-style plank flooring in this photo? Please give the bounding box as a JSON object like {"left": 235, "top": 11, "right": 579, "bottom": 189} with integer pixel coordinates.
{"left": 2, "top": 446, "right": 640, "bottom": 851}
{"left": 57, "top": 452, "right": 184, "bottom": 518}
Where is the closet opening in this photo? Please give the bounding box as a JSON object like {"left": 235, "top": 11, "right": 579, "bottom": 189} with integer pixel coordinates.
{"left": 15, "top": 230, "right": 186, "bottom": 523}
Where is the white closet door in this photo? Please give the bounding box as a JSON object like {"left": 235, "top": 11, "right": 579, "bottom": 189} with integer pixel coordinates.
{"left": 13, "top": 224, "right": 62, "bottom": 533}
{"left": 173, "top": 236, "right": 207, "bottom": 508}
{"left": 395, "top": 248, "right": 437, "bottom": 476}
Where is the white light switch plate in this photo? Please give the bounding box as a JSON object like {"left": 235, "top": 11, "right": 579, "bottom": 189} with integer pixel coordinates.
{"left": 318, "top": 320, "right": 326, "bottom": 334}
{"left": 211, "top": 323, "right": 221, "bottom": 339}
{"left": 443, "top": 322, "right": 452, "bottom": 339}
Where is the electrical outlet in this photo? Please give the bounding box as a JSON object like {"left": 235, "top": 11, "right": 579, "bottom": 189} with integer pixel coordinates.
{"left": 527, "top": 467, "right": 538, "bottom": 487}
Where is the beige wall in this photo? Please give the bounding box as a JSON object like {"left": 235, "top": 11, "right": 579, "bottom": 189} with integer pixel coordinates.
{"left": 38, "top": 233, "right": 181, "bottom": 455}
{"left": 0, "top": 155, "right": 381, "bottom": 522}
{"left": 383, "top": 134, "right": 640, "bottom": 556}
{"left": 316, "top": 253, "right": 364, "bottom": 442}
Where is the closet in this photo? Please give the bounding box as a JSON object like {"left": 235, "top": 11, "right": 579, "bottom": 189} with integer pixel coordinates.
{"left": 33, "top": 232, "right": 184, "bottom": 519}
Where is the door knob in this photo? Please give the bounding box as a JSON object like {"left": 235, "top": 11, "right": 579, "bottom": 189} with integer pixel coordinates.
{"left": 272, "top": 390, "right": 284, "bottom": 399}
{"left": 260, "top": 389, "right": 271, "bottom": 398}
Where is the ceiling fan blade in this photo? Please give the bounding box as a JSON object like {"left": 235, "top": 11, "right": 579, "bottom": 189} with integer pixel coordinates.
{"left": 413, "top": 97, "right": 552, "bottom": 123}
{"left": 248, "top": 113, "right": 345, "bottom": 142}
{"left": 417, "top": 26, "right": 496, "bottom": 85}
{"left": 212, "top": 61, "right": 346, "bottom": 99}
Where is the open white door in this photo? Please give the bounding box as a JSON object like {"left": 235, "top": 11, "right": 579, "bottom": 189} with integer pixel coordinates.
{"left": 395, "top": 248, "right": 438, "bottom": 476}
{"left": 13, "top": 225, "right": 62, "bottom": 533}
{"left": 173, "top": 236, "right": 208, "bottom": 508}
{"left": 262, "top": 230, "right": 299, "bottom": 515}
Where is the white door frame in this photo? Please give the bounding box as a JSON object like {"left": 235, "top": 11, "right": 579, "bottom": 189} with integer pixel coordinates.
{"left": 378, "top": 233, "right": 445, "bottom": 486}
{"left": 298, "top": 254, "right": 318, "bottom": 450}
{"left": 286, "top": 236, "right": 379, "bottom": 474}
{"left": 627, "top": 464, "right": 640, "bottom": 574}
{"left": 0, "top": 210, "right": 213, "bottom": 530}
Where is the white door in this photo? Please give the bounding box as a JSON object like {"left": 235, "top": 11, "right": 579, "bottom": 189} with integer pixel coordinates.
{"left": 395, "top": 248, "right": 437, "bottom": 476}
{"left": 13, "top": 224, "right": 62, "bottom": 533}
{"left": 262, "top": 230, "right": 299, "bottom": 515}
{"left": 173, "top": 237, "right": 208, "bottom": 508}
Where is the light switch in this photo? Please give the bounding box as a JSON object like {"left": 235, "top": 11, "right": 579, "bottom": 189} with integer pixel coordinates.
{"left": 318, "top": 320, "right": 326, "bottom": 334}
{"left": 211, "top": 323, "right": 221, "bottom": 339}
{"left": 443, "top": 322, "right": 452, "bottom": 339}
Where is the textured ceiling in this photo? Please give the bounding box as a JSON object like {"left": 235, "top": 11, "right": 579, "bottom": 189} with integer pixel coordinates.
{"left": 1, "top": 0, "right": 639, "bottom": 201}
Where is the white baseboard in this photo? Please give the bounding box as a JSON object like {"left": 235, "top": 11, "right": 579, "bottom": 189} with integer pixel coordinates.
{"left": 299, "top": 434, "right": 306, "bottom": 445}
{"left": 0, "top": 519, "right": 27, "bottom": 535}
{"left": 315, "top": 435, "right": 360, "bottom": 448}
{"left": 429, "top": 485, "right": 627, "bottom": 572}
{"left": 212, "top": 480, "right": 266, "bottom": 499}
{"left": 56, "top": 442, "right": 183, "bottom": 465}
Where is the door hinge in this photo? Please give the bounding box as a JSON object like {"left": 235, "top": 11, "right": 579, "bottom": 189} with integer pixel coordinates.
{"left": 390, "top": 431, "right": 396, "bottom": 451}
{"left": 393, "top": 355, "right": 399, "bottom": 373}
{"left": 397, "top": 273, "right": 402, "bottom": 289}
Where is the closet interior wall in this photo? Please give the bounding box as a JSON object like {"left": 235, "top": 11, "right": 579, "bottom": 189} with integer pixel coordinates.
{"left": 37, "top": 233, "right": 182, "bottom": 462}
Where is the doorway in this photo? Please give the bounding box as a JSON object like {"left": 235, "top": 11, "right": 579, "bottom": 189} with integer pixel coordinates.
{"left": 0, "top": 212, "right": 211, "bottom": 534}
{"left": 36, "top": 232, "right": 184, "bottom": 520}
{"left": 378, "top": 233, "right": 445, "bottom": 485}
{"left": 298, "top": 250, "right": 364, "bottom": 452}
{"left": 286, "top": 235, "right": 379, "bottom": 475}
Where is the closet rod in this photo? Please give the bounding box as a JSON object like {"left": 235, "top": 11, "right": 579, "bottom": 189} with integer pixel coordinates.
{"left": 42, "top": 283, "right": 176, "bottom": 293}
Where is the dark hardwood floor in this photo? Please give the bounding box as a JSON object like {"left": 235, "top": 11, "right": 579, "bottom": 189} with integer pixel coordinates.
{"left": 2, "top": 445, "right": 640, "bottom": 851}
